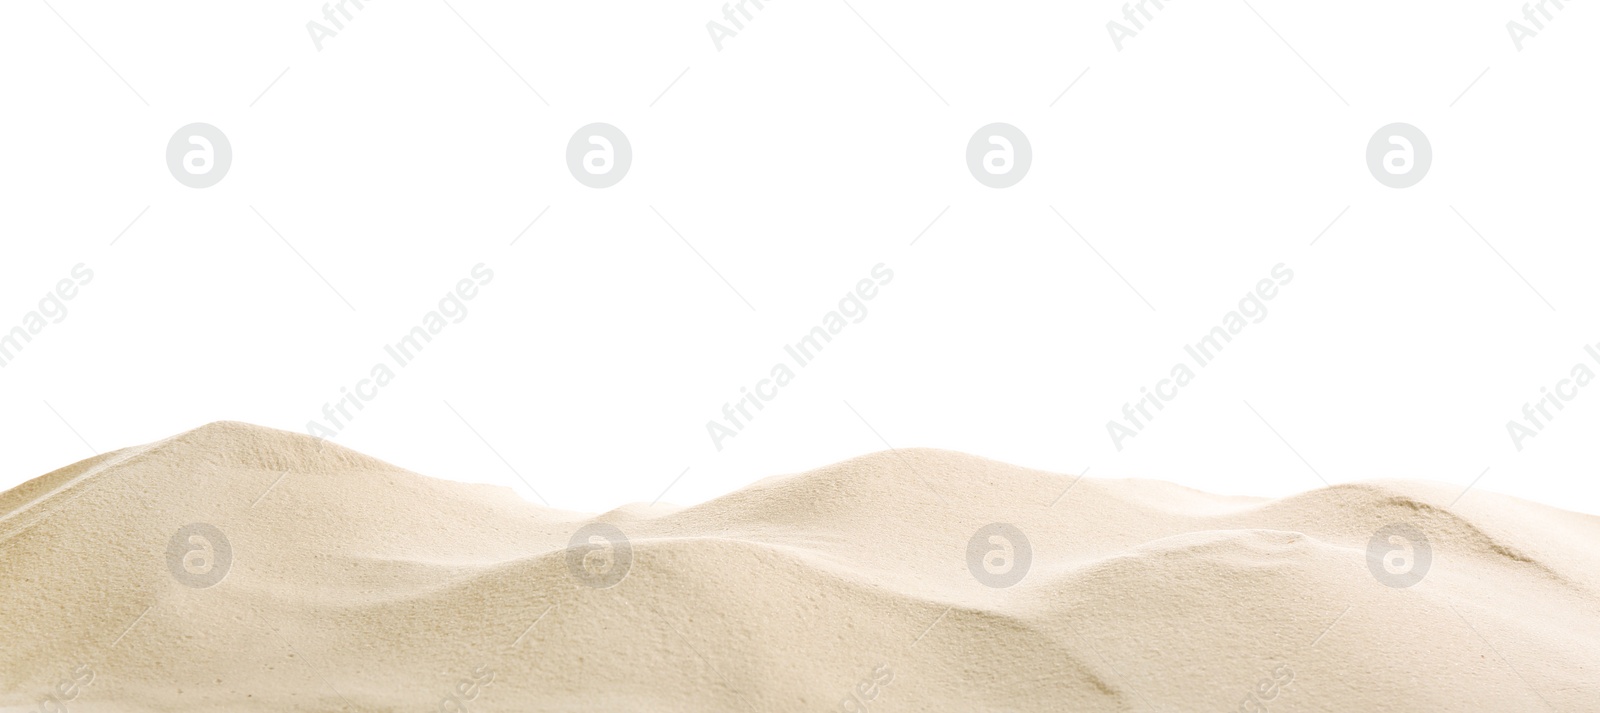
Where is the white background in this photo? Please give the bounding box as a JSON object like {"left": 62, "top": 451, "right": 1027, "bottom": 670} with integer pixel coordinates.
{"left": 2, "top": 0, "right": 1596, "bottom": 515}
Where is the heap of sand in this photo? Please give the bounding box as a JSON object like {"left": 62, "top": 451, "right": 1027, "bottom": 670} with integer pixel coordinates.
{"left": 1, "top": 422, "right": 1596, "bottom": 711}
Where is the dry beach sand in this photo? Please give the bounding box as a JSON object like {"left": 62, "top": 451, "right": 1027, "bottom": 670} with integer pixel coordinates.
{"left": 2, "top": 422, "right": 1597, "bottom": 711}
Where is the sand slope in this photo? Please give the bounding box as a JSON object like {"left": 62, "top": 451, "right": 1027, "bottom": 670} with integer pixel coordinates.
{"left": 1, "top": 422, "right": 1596, "bottom": 712}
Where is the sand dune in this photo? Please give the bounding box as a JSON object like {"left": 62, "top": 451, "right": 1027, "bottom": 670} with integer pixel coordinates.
{"left": 2, "top": 422, "right": 1596, "bottom": 712}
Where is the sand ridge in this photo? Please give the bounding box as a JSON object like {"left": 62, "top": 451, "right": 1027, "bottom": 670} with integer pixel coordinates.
{"left": 1, "top": 421, "right": 1597, "bottom": 712}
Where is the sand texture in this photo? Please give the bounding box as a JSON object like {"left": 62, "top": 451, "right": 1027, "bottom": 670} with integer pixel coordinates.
{"left": 2, "top": 422, "right": 1597, "bottom": 712}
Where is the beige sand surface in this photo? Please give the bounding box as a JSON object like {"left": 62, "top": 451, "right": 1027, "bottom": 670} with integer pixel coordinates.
{"left": 1, "top": 422, "right": 1597, "bottom": 711}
